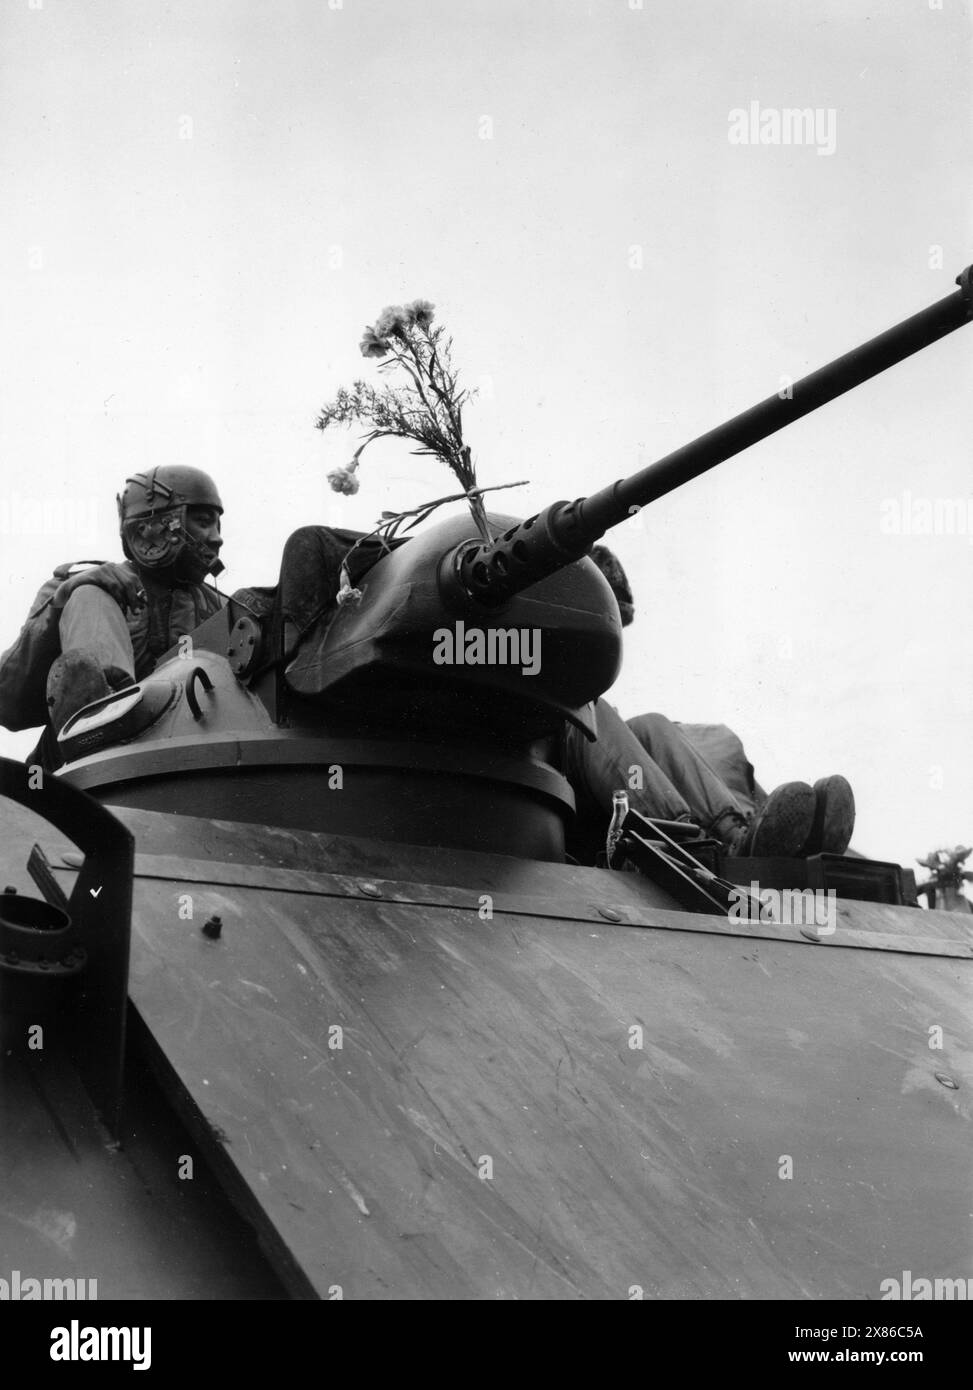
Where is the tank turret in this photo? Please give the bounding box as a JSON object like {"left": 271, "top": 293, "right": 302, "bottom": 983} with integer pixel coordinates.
{"left": 300, "top": 265, "right": 973, "bottom": 718}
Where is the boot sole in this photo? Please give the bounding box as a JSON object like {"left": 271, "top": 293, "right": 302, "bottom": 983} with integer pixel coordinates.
{"left": 748, "top": 782, "right": 816, "bottom": 858}
{"left": 803, "top": 775, "right": 856, "bottom": 856}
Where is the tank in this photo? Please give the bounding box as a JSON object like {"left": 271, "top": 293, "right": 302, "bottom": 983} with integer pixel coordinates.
{"left": 2, "top": 268, "right": 972, "bottom": 1301}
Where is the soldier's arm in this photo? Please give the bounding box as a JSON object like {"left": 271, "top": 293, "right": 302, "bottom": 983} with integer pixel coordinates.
{"left": 52, "top": 562, "right": 146, "bottom": 616}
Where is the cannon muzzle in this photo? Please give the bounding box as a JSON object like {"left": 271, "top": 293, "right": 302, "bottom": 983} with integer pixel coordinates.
{"left": 451, "top": 267, "right": 973, "bottom": 608}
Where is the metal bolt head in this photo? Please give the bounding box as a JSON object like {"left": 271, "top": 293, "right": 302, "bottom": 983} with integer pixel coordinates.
{"left": 935, "top": 1072, "right": 959, "bottom": 1090}
{"left": 598, "top": 906, "right": 623, "bottom": 923}
{"left": 359, "top": 882, "right": 382, "bottom": 898}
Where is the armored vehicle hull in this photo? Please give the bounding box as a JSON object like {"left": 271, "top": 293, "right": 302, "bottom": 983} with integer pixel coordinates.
{"left": 2, "top": 766, "right": 971, "bottom": 1300}
{"left": 2, "top": 268, "right": 972, "bottom": 1300}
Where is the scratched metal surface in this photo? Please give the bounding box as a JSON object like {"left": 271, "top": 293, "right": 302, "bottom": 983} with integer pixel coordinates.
{"left": 104, "top": 805, "right": 973, "bottom": 945}
{"left": 0, "top": 1050, "right": 286, "bottom": 1300}
{"left": 3, "top": 797, "right": 971, "bottom": 1298}
{"left": 0, "top": 798, "right": 285, "bottom": 1300}
{"left": 125, "top": 871, "right": 973, "bottom": 1300}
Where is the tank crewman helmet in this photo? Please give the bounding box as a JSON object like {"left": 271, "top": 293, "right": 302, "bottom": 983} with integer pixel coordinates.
{"left": 117, "top": 466, "right": 224, "bottom": 580}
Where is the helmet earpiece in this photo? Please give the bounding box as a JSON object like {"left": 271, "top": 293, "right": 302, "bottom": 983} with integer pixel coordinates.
{"left": 125, "top": 511, "right": 184, "bottom": 569}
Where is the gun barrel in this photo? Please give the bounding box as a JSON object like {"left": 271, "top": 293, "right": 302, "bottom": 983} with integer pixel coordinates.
{"left": 455, "top": 269, "right": 972, "bottom": 608}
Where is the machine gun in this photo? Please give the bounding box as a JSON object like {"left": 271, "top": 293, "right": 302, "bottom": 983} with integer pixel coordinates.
{"left": 286, "top": 266, "right": 973, "bottom": 728}
{"left": 450, "top": 267, "right": 973, "bottom": 607}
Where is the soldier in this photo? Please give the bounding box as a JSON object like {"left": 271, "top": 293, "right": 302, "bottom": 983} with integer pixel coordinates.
{"left": 566, "top": 545, "right": 856, "bottom": 858}
{"left": 0, "top": 466, "right": 225, "bottom": 769}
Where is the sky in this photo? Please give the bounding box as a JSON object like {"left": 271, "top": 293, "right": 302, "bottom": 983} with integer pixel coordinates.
{"left": 0, "top": 0, "right": 970, "bottom": 877}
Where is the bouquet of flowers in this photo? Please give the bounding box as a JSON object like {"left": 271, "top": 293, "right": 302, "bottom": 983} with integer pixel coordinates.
{"left": 316, "top": 299, "right": 523, "bottom": 602}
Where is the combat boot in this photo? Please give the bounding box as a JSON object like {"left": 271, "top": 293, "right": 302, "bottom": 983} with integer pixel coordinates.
{"left": 46, "top": 649, "right": 122, "bottom": 736}
{"left": 723, "top": 781, "right": 817, "bottom": 858}
{"left": 801, "top": 775, "right": 856, "bottom": 855}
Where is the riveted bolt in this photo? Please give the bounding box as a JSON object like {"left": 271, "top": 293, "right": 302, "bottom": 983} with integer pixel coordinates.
{"left": 598, "top": 906, "right": 623, "bottom": 923}
{"left": 359, "top": 882, "right": 382, "bottom": 898}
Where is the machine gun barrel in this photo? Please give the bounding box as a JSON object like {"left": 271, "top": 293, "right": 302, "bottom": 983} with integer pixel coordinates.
{"left": 454, "top": 268, "right": 973, "bottom": 608}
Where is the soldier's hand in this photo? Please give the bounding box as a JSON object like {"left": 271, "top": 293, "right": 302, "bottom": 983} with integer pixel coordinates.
{"left": 53, "top": 564, "right": 147, "bottom": 615}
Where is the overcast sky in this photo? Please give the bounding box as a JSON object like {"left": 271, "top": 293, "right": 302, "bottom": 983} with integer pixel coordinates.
{"left": 0, "top": 0, "right": 970, "bottom": 874}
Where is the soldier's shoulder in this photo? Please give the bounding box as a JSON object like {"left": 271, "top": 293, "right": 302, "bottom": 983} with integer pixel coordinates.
{"left": 50, "top": 559, "right": 114, "bottom": 580}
